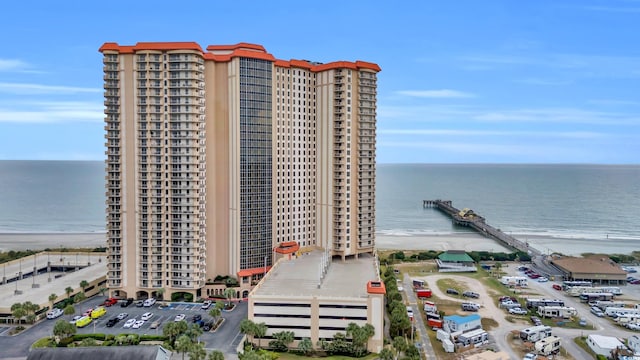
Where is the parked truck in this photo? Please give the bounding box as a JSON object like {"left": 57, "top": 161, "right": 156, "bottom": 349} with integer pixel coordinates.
{"left": 416, "top": 289, "right": 433, "bottom": 298}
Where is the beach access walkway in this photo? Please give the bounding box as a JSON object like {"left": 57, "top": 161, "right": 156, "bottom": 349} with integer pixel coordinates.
{"left": 423, "top": 200, "right": 542, "bottom": 257}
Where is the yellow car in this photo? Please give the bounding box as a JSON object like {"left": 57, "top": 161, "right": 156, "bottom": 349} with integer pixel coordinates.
{"left": 91, "top": 306, "right": 107, "bottom": 319}
{"left": 75, "top": 316, "right": 92, "bottom": 328}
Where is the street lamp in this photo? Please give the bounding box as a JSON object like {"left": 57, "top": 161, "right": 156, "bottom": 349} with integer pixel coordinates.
{"left": 15, "top": 272, "right": 19, "bottom": 294}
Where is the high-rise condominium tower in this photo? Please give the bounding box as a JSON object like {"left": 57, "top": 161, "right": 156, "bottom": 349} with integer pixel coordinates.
{"left": 99, "top": 42, "right": 380, "bottom": 300}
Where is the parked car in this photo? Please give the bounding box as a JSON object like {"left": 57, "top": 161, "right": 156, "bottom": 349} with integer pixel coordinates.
{"left": 103, "top": 298, "right": 118, "bottom": 307}
{"left": 201, "top": 300, "right": 212, "bottom": 310}
{"left": 590, "top": 307, "right": 605, "bottom": 317}
{"left": 106, "top": 317, "right": 119, "bottom": 327}
{"left": 523, "top": 353, "right": 537, "bottom": 360}
{"left": 552, "top": 284, "right": 562, "bottom": 290}
{"left": 120, "top": 298, "right": 134, "bottom": 307}
{"left": 123, "top": 318, "right": 137, "bottom": 328}
{"left": 135, "top": 300, "right": 144, "bottom": 307}
{"left": 509, "top": 307, "right": 528, "bottom": 315}
{"left": 141, "top": 312, "right": 154, "bottom": 321}
{"left": 202, "top": 321, "right": 214, "bottom": 331}
{"left": 150, "top": 320, "right": 161, "bottom": 329}
{"left": 132, "top": 320, "right": 145, "bottom": 329}
{"left": 192, "top": 314, "right": 202, "bottom": 323}
{"left": 537, "top": 277, "right": 549, "bottom": 283}
{"left": 531, "top": 316, "right": 542, "bottom": 326}
{"left": 446, "top": 288, "right": 459, "bottom": 295}
{"left": 116, "top": 312, "right": 128, "bottom": 320}
{"left": 463, "top": 291, "right": 479, "bottom": 298}
{"left": 46, "top": 308, "right": 64, "bottom": 319}
{"left": 82, "top": 308, "right": 94, "bottom": 317}
{"left": 75, "top": 316, "right": 92, "bottom": 328}
{"left": 174, "top": 314, "right": 186, "bottom": 322}
{"left": 579, "top": 318, "right": 587, "bottom": 327}
{"left": 69, "top": 315, "right": 82, "bottom": 324}
{"left": 90, "top": 307, "right": 107, "bottom": 319}
{"left": 461, "top": 303, "right": 480, "bottom": 312}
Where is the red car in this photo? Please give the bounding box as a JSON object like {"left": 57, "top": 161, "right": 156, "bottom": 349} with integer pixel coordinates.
{"left": 103, "top": 298, "right": 118, "bottom": 307}
{"left": 552, "top": 284, "right": 562, "bottom": 290}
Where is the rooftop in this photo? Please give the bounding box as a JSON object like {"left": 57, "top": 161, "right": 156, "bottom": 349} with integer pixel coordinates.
{"left": 0, "top": 252, "right": 107, "bottom": 311}
{"left": 27, "top": 345, "right": 171, "bottom": 360}
{"left": 252, "top": 250, "right": 379, "bottom": 298}
{"left": 588, "top": 334, "right": 624, "bottom": 349}
{"left": 444, "top": 314, "right": 481, "bottom": 324}
{"left": 552, "top": 256, "right": 627, "bottom": 275}
{"left": 438, "top": 251, "right": 474, "bottom": 263}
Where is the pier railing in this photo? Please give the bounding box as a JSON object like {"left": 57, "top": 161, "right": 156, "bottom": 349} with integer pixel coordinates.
{"left": 423, "top": 200, "right": 541, "bottom": 257}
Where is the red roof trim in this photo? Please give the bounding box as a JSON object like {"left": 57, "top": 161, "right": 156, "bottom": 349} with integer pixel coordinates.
{"left": 275, "top": 241, "right": 300, "bottom": 254}
{"left": 237, "top": 266, "right": 272, "bottom": 277}
{"left": 206, "top": 43, "right": 266, "bottom": 52}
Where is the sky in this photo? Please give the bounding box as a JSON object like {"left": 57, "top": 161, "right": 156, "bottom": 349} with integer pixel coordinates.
{"left": 0, "top": 1, "right": 639, "bottom": 164}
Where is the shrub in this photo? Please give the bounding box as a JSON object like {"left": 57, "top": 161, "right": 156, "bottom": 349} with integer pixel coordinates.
{"left": 32, "top": 337, "right": 55, "bottom": 348}
{"left": 102, "top": 340, "right": 114, "bottom": 347}
{"left": 139, "top": 334, "right": 167, "bottom": 341}
{"left": 73, "top": 333, "right": 106, "bottom": 341}
{"left": 57, "top": 337, "right": 74, "bottom": 347}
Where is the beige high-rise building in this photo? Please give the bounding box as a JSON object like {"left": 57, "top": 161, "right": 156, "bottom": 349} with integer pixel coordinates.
{"left": 99, "top": 42, "right": 380, "bottom": 301}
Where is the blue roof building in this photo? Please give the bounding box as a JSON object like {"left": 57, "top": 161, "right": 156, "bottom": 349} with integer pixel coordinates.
{"left": 443, "top": 314, "right": 482, "bottom": 333}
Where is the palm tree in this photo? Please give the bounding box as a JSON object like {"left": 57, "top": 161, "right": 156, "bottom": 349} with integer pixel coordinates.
{"left": 53, "top": 319, "right": 76, "bottom": 341}
{"left": 207, "top": 350, "right": 225, "bottom": 360}
{"left": 156, "top": 287, "right": 165, "bottom": 301}
{"left": 297, "top": 338, "right": 313, "bottom": 355}
{"left": 223, "top": 288, "right": 235, "bottom": 309}
{"left": 10, "top": 303, "right": 26, "bottom": 324}
{"left": 186, "top": 323, "right": 203, "bottom": 343}
{"left": 175, "top": 334, "right": 193, "bottom": 360}
{"left": 188, "top": 342, "right": 207, "bottom": 360}
{"left": 379, "top": 348, "right": 395, "bottom": 360}
{"left": 208, "top": 306, "right": 221, "bottom": 328}
{"left": 79, "top": 280, "right": 89, "bottom": 293}
{"left": 240, "top": 319, "right": 256, "bottom": 346}
{"left": 65, "top": 286, "right": 73, "bottom": 299}
{"left": 254, "top": 322, "right": 267, "bottom": 349}
{"left": 22, "top": 301, "right": 39, "bottom": 324}
{"left": 48, "top": 293, "right": 57, "bottom": 309}
{"left": 63, "top": 304, "right": 75, "bottom": 316}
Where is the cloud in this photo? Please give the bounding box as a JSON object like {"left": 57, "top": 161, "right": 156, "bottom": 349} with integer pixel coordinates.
{"left": 0, "top": 101, "right": 104, "bottom": 123}
{"left": 378, "top": 129, "right": 606, "bottom": 139}
{"left": 396, "top": 89, "right": 475, "bottom": 98}
{"left": 514, "top": 78, "right": 571, "bottom": 86}
{"left": 0, "top": 82, "right": 102, "bottom": 94}
{"left": 580, "top": 5, "right": 640, "bottom": 13}
{"left": 0, "top": 59, "right": 30, "bottom": 72}
{"left": 473, "top": 108, "right": 640, "bottom": 125}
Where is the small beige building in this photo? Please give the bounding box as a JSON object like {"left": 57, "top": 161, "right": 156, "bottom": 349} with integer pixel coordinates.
{"left": 551, "top": 256, "right": 627, "bottom": 285}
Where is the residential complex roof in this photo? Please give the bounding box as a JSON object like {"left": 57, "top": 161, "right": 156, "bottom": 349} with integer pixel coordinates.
{"left": 552, "top": 256, "right": 627, "bottom": 275}
{"left": 438, "top": 251, "right": 474, "bottom": 263}
{"left": 444, "top": 314, "right": 481, "bottom": 324}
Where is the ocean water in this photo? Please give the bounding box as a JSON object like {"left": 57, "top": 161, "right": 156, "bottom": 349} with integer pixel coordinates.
{"left": 1, "top": 161, "right": 639, "bottom": 246}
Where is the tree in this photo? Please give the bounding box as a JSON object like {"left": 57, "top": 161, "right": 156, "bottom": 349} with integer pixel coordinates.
{"left": 63, "top": 304, "right": 75, "bottom": 316}
{"left": 79, "top": 280, "right": 89, "bottom": 293}
{"left": 494, "top": 262, "right": 503, "bottom": 277}
{"left": 270, "top": 331, "right": 294, "bottom": 352}
{"left": 176, "top": 334, "right": 193, "bottom": 360}
{"left": 209, "top": 302, "right": 223, "bottom": 325}
{"left": 156, "top": 287, "right": 166, "bottom": 300}
{"left": 240, "top": 319, "right": 256, "bottom": 346}
{"left": 11, "top": 303, "right": 26, "bottom": 324}
{"left": 22, "top": 301, "right": 39, "bottom": 324}
{"left": 186, "top": 323, "right": 203, "bottom": 343}
{"left": 379, "top": 348, "right": 394, "bottom": 360}
{"left": 346, "top": 322, "right": 375, "bottom": 356}
{"left": 188, "top": 342, "right": 207, "bottom": 360}
{"left": 53, "top": 319, "right": 76, "bottom": 340}
{"left": 297, "top": 338, "right": 313, "bottom": 355}
{"left": 48, "top": 293, "right": 57, "bottom": 309}
{"left": 164, "top": 320, "right": 189, "bottom": 348}
{"left": 253, "top": 322, "right": 267, "bottom": 349}
{"left": 65, "top": 286, "right": 73, "bottom": 299}
{"left": 207, "top": 350, "right": 225, "bottom": 360}
{"left": 80, "top": 337, "right": 97, "bottom": 347}
{"left": 73, "top": 292, "right": 86, "bottom": 303}
{"left": 223, "top": 288, "right": 236, "bottom": 308}
{"left": 98, "top": 287, "right": 107, "bottom": 296}
{"left": 393, "top": 336, "right": 407, "bottom": 359}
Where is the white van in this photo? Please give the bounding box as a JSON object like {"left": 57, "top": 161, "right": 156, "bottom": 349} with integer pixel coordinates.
{"left": 143, "top": 298, "right": 156, "bottom": 307}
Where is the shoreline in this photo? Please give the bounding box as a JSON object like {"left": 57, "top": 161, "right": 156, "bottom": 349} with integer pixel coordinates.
{"left": 1, "top": 232, "right": 637, "bottom": 257}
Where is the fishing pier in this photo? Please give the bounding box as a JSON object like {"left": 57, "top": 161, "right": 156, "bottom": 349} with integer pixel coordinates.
{"left": 423, "top": 200, "right": 541, "bottom": 257}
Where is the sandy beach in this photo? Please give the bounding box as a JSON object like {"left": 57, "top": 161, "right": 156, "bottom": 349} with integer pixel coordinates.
{"left": 0, "top": 233, "right": 106, "bottom": 252}
{"left": 1, "top": 231, "right": 637, "bottom": 257}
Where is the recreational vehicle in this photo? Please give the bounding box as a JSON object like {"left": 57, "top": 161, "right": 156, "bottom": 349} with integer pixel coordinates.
{"left": 605, "top": 307, "right": 640, "bottom": 317}
{"left": 500, "top": 276, "right": 529, "bottom": 287}
{"left": 535, "top": 335, "right": 561, "bottom": 356}
{"left": 537, "top": 306, "right": 577, "bottom": 319}
{"left": 525, "top": 298, "right": 565, "bottom": 309}
{"left": 520, "top": 325, "right": 552, "bottom": 342}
